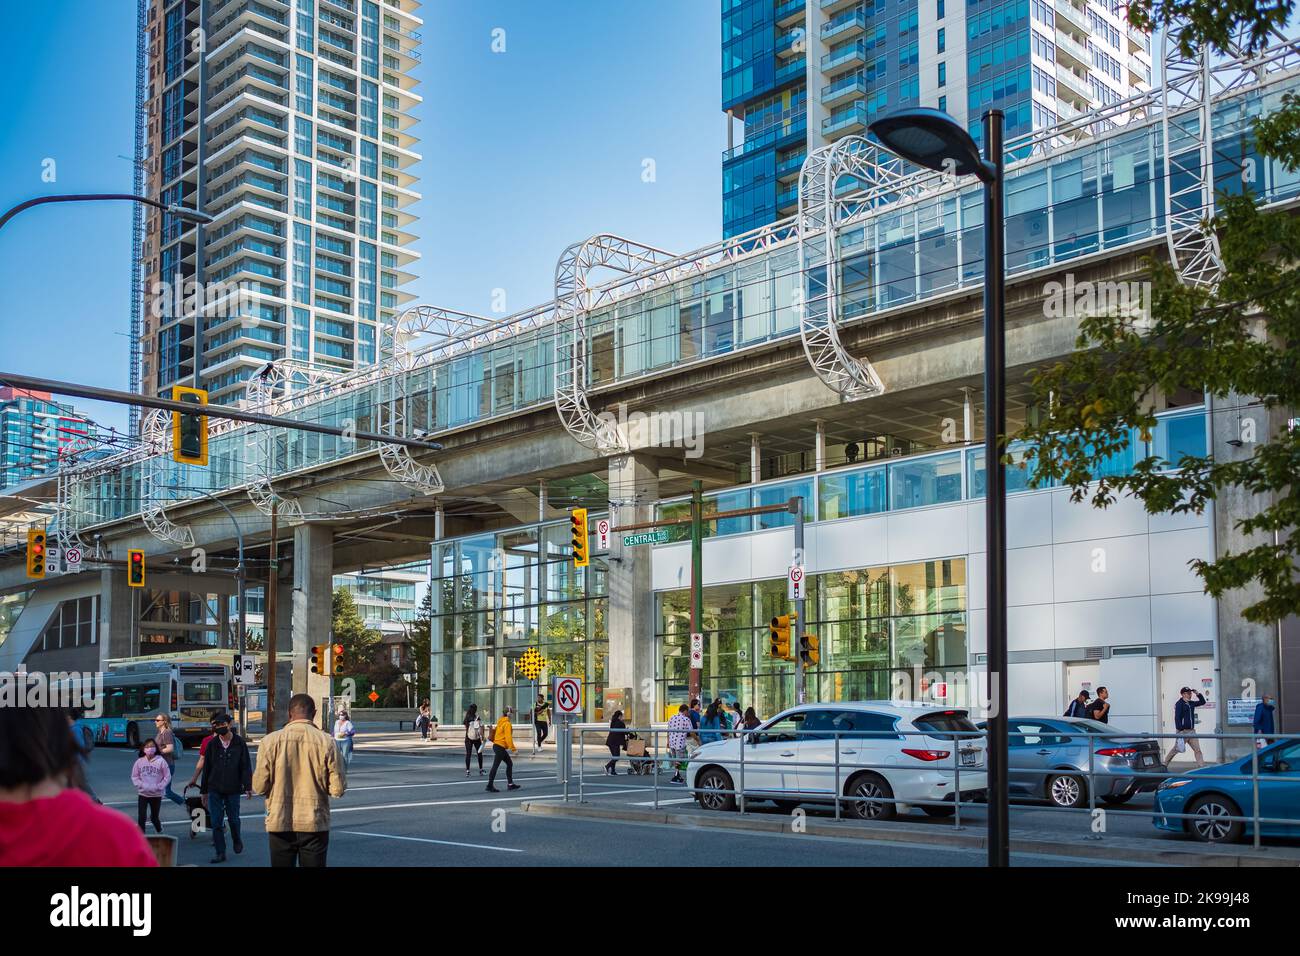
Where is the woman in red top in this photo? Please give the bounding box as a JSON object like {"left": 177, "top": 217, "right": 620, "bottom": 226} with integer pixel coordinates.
{"left": 0, "top": 706, "right": 157, "bottom": 867}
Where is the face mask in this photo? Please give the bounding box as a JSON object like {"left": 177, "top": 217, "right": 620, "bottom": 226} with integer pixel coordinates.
{"left": 217, "top": 726, "right": 231, "bottom": 736}
{"left": 144, "top": 747, "right": 156, "bottom": 757}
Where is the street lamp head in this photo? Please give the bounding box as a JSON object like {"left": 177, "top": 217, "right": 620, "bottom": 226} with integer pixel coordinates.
{"left": 166, "top": 203, "right": 215, "bottom": 225}
{"left": 869, "top": 108, "right": 995, "bottom": 184}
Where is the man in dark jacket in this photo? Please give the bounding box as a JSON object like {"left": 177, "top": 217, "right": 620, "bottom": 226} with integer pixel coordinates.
{"left": 1064, "top": 689, "right": 1090, "bottom": 718}
{"left": 1163, "top": 688, "right": 1206, "bottom": 767}
{"left": 1253, "top": 695, "right": 1277, "bottom": 746}
{"left": 199, "top": 712, "right": 253, "bottom": 864}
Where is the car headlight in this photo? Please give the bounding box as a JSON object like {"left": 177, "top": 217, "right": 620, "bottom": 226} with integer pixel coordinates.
{"left": 1158, "top": 778, "right": 1193, "bottom": 790}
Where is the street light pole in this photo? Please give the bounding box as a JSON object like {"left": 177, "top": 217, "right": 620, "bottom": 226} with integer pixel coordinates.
{"left": 868, "top": 106, "right": 1009, "bottom": 867}
{"left": 0, "top": 193, "right": 212, "bottom": 232}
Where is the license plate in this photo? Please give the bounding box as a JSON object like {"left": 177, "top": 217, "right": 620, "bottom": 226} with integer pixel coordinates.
{"left": 961, "top": 750, "right": 979, "bottom": 767}
{"left": 184, "top": 708, "right": 215, "bottom": 720}
{"left": 1142, "top": 755, "right": 1155, "bottom": 766}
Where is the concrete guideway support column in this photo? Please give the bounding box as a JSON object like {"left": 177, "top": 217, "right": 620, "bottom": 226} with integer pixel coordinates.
{"left": 291, "top": 523, "right": 335, "bottom": 719}
{"left": 606, "top": 453, "right": 659, "bottom": 729}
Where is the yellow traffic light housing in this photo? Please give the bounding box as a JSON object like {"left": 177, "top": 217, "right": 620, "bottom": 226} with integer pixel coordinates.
{"left": 127, "top": 549, "right": 146, "bottom": 588}
{"left": 800, "top": 633, "right": 820, "bottom": 668}
{"left": 171, "top": 385, "right": 209, "bottom": 466}
{"left": 331, "top": 643, "right": 344, "bottom": 676}
{"left": 26, "top": 529, "right": 47, "bottom": 579}
{"left": 310, "top": 644, "right": 325, "bottom": 675}
{"left": 768, "top": 612, "right": 797, "bottom": 660}
{"left": 570, "top": 508, "right": 589, "bottom": 568}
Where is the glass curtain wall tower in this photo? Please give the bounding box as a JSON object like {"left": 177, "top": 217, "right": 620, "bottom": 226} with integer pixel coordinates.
{"left": 722, "top": 0, "right": 1152, "bottom": 237}
{"left": 135, "top": 0, "right": 423, "bottom": 403}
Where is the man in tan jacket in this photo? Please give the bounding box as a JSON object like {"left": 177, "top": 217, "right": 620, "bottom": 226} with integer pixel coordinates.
{"left": 252, "top": 693, "right": 347, "bottom": 867}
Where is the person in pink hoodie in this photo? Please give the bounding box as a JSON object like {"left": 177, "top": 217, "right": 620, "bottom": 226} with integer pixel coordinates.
{"left": 130, "top": 738, "right": 171, "bottom": 834}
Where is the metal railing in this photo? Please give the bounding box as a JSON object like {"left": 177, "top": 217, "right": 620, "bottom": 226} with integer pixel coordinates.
{"left": 562, "top": 724, "right": 1299, "bottom": 849}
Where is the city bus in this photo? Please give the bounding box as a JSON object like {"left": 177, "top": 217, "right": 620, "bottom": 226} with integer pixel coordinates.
{"left": 68, "top": 661, "right": 235, "bottom": 748}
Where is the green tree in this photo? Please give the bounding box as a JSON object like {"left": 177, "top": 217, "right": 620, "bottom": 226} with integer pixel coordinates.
{"left": 408, "top": 588, "right": 433, "bottom": 702}
{"left": 331, "top": 587, "right": 381, "bottom": 690}
{"left": 1017, "top": 2, "right": 1300, "bottom": 623}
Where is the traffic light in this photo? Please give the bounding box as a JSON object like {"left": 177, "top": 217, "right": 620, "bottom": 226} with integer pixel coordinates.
{"left": 800, "top": 633, "right": 820, "bottom": 668}
{"left": 768, "top": 612, "right": 797, "bottom": 660}
{"left": 26, "top": 529, "right": 46, "bottom": 579}
{"left": 310, "top": 644, "right": 326, "bottom": 675}
{"left": 570, "top": 508, "right": 589, "bottom": 568}
{"left": 171, "top": 385, "right": 209, "bottom": 466}
{"left": 331, "top": 643, "right": 344, "bottom": 676}
{"left": 127, "top": 549, "right": 146, "bottom": 588}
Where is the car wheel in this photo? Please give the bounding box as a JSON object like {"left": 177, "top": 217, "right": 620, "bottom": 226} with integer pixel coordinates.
{"left": 845, "top": 773, "right": 896, "bottom": 821}
{"left": 1187, "top": 795, "right": 1244, "bottom": 844}
{"left": 695, "top": 768, "right": 736, "bottom": 812}
{"left": 1047, "top": 773, "right": 1086, "bottom": 809}
{"left": 1100, "top": 793, "right": 1132, "bottom": 806}
{"left": 922, "top": 805, "right": 955, "bottom": 818}
{"left": 773, "top": 799, "right": 801, "bottom": 811}
{"left": 126, "top": 723, "right": 140, "bottom": 749}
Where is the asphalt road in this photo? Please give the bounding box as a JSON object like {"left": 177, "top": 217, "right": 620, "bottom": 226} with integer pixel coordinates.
{"left": 81, "top": 742, "right": 1176, "bottom": 867}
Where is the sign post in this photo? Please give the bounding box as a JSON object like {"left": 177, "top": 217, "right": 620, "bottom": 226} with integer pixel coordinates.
{"left": 553, "top": 675, "right": 583, "bottom": 787}
{"left": 791, "top": 496, "right": 807, "bottom": 705}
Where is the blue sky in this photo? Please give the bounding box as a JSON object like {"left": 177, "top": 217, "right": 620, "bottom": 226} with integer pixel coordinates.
{"left": 0, "top": 0, "right": 724, "bottom": 433}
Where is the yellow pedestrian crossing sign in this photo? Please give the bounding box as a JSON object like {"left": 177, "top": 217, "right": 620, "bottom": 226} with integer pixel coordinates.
{"left": 518, "top": 647, "right": 546, "bottom": 680}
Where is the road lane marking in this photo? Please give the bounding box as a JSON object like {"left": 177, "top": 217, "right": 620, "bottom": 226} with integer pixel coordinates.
{"left": 344, "top": 773, "right": 552, "bottom": 793}
{"left": 335, "top": 830, "right": 523, "bottom": 853}
{"left": 630, "top": 798, "right": 696, "bottom": 806}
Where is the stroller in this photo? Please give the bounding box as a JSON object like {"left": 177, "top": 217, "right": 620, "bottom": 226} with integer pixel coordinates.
{"left": 183, "top": 784, "right": 207, "bottom": 838}
{"left": 624, "top": 732, "right": 654, "bottom": 775}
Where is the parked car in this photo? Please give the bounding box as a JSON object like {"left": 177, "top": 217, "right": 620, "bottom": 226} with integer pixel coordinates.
{"left": 687, "top": 701, "right": 987, "bottom": 821}
{"left": 1152, "top": 737, "right": 1300, "bottom": 843}
{"left": 977, "top": 717, "right": 1167, "bottom": 809}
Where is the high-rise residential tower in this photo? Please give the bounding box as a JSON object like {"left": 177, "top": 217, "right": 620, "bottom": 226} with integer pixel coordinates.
{"left": 0, "top": 388, "right": 101, "bottom": 491}
{"left": 722, "top": 0, "right": 1152, "bottom": 237}
{"left": 134, "top": 0, "right": 423, "bottom": 404}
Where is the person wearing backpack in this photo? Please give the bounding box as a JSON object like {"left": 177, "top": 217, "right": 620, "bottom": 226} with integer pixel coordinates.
{"left": 463, "top": 703, "right": 486, "bottom": 776}
{"left": 485, "top": 706, "right": 520, "bottom": 793}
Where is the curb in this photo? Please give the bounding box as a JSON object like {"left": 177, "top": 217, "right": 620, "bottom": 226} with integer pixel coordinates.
{"left": 519, "top": 801, "right": 1299, "bottom": 867}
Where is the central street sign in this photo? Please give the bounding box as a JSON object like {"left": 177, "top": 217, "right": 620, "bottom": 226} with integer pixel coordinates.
{"left": 787, "top": 564, "right": 805, "bottom": 600}
{"left": 553, "top": 675, "right": 583, "bottom": 715}
{"left": 595, "top": 518, "right": 611, "bottom": 551}
{"left": 623, "top": 529, "right": 670, "bottom": 547}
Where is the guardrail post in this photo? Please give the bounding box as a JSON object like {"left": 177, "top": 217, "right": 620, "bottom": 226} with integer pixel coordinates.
{"left": 739, "top": 727, "right": 747, "bottom": 815}
{"left": 1251, "top": 736, "right": 1261, "bottom": 851}
{"left": 1087, "top": 732, "right": 1100, "bottom": 841}
{"left": 578, "top": 729, "right": 585, "bottom": 804}
{"left": 653, "top": 727, "right": 660, "bottom": 810}
{"left": 953, "top": 734, "right": 961, "bottom": 830}
{"left": 834, "top": 731, "right": 841, "bottom": 822}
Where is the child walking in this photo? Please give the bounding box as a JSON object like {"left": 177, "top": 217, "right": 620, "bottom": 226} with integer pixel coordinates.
{"left": 130, "top": 737, "right": 171, "bottom": 834}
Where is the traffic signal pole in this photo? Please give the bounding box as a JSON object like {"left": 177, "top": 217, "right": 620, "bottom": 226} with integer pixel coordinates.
{"left": 793, "top": 496, "right": 806, "bottom": 706}
{"left": 689, "top": 480, "right": 703, "bottom": 704}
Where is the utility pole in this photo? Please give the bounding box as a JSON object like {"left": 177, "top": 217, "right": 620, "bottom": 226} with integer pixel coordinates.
{"left": 265, "top": 501, "right": 279, "bottom": 733}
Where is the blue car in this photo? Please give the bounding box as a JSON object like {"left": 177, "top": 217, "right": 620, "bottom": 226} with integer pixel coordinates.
{"left": 1153, "top": 738, "right": 1300, "bottom": 843}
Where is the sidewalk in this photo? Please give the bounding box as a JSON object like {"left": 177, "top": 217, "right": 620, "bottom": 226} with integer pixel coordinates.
{"left": 349, "top": 721, "right": 558, "bottom": 756}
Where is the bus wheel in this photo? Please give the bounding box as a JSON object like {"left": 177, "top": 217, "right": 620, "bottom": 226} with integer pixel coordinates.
{"left": 126, "top": 723, "right": 140, "bottom": 749}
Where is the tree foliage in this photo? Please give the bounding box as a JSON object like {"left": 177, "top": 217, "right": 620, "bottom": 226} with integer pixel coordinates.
{"left": 1016, "top": 2, "right": 1300, "bottom": 624}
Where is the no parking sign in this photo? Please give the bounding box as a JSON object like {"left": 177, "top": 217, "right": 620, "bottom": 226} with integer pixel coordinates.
{"left": 553, "top": 675, "right": 583, "bottom": 715}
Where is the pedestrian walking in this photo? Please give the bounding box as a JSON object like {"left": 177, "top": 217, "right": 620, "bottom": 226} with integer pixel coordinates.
{"left": 1085, "top": 687, "right": 1111, "bottom": 723}
{"left": 533, "top": 693, "right": 551, "bottom": 748}
{"left": 0, "top": 706, "right": 156, "bottom": 866}
{"left": 463, "top": 703, "right": 486, "bottom": 776}
{"left": 153, "top": 713, "right": 185, "bottom": 808}
{"left": 1163, "top": 687, "right": 1207, "bottom": 767}
{"left": 1253, "top": 694, "right": 1277, "bottom": 747}
{"left": 184, "top": 715, "right": 222, "bottom": 790}
{"left": 67, "top": 710, "right": 100, "bottom": 804}
{"left": 1064, "top": 689, "right": 1091, "bottom": 718}
{"left": 667, "top": 704, "right": 693, "bottom": 784}
{"left": 687, "top": 699, "right": 703, "bottom": 730}
{"left": 251, "top": 694, "right": 347, "bottom": 867}
{"left": 130, "top": 738, "right": 170, "bottom": 835}
{"left": 742, "top": 706, "right": 762, "bottom": 731}
{"left": 604, "top": 710, "right": 627, "bottom": 775}
{"left": 333, "top": 708, "right": 356, "bottom": 767}
{"left": 700, "top": 700, "right": 724, "bottom": 745}
{"left": 415, "top": 703, "right": 432, "bottom": 740}
{"left": 729, "top": 702, "right": 744, "bottom": 733}
{"left": 199, "top": 712, "right": 252, "bottom": 864}
{"left": 485, "top": 706, "right": 521, "bottom": 792}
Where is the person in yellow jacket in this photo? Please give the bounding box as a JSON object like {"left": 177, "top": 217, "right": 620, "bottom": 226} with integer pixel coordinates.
{"left": 485, "top": 706, "right": 521, "bottom": 793}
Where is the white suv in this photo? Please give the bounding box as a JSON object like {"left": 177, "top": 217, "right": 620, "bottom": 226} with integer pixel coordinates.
{"left": 687, "top": 701, "right": 987, "bottom": 820}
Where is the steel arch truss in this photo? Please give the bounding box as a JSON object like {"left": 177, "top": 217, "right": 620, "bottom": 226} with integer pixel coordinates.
{"left": 52, "top": 434, "right": 105, "bottom": 556}
{"left": 243, "top": 364, "right": 311, "bottom": 525}
{"left": 797, "top": 136, "right": 930, "bottom": 400}
{"left": 139, "top": 408, "right": 195, "bottom": 549}
{"left": 554, "top": 235, "right": 677, "bottom": 454}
